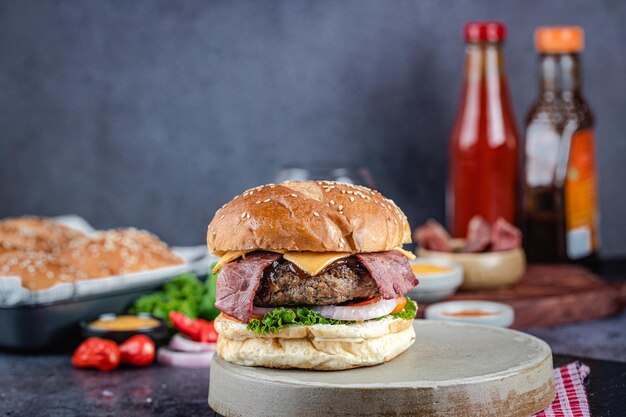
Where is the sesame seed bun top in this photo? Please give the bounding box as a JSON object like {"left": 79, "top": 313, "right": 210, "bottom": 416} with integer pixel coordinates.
{"left": 0, "top": 251, "right": 86, "bottom": 290}
{"left": 207, "top": 181, "right": 411, "bottom": 254}
{"left": 57, "top": 228, "right": 184, "bottom": 278}
{"left": 0, "top": 216, "right": 85, "bottom": 253}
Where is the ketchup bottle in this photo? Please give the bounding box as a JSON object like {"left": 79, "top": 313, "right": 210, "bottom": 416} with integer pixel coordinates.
{"left": 448, "top": 22, "right": 520, "bottom": 237}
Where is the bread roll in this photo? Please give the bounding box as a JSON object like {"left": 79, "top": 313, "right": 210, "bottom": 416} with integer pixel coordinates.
{"left": 0, "top": 216, "right": 84, "bottom": 253}
{"left": 0, "top": 251, "right": 85, "bottom": 290}
{"left": 58, "top": 228, "right": 183, "bottom": 278}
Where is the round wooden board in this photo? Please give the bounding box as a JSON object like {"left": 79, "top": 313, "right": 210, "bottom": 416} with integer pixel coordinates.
{"left": 445, "top": 265, "right": 626, "bottom": 328}
{"left": 208, "top": 320, "right": 555, "bottom": 417}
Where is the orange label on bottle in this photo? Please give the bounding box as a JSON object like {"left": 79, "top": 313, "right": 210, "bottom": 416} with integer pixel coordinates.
{"left": 564, "top": 130, "right": 599, "bottom": 259}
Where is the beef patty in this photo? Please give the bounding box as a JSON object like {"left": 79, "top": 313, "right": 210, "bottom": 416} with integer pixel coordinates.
{"left": 253, "top": 257, "right": 380, "bottom": 306}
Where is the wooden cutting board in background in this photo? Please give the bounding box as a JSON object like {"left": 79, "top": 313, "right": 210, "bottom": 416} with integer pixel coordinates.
{"left": 418, "top": 265, "right": 626, "bottom": 328}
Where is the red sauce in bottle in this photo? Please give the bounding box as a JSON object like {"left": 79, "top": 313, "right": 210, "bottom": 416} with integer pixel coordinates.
{"left": 448, "top": 22, "right": 520, "bottom": 237}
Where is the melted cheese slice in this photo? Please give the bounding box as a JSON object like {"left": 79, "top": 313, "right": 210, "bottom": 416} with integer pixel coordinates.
{"left": 282, "top": 252, "right": 351, "bottom": 276}
{"left": 393, "top": 247, "right": 417, "bottom": 260}
{"left": 212, "top": 250, "right": 248, "bottom": 274}
{"left": 212, "top": 247, "right": 415, "bottom": 274}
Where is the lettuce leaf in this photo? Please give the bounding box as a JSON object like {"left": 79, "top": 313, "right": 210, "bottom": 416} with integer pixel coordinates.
{"left": 246, "top": 297, "right": 417, "bottom": 335}
{"left": 247, "top": 307, "right": 351, "bottom": 334}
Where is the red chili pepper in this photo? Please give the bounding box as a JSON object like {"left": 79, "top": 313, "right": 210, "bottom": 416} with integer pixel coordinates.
{"left": 169, "top": 311, "right": 218, "bottom": 343}
{"left": 119, "top": 335, "right": 156, "bottom": 367}
{"left": 72, "top": 337, "right": 121, "bottom": 372}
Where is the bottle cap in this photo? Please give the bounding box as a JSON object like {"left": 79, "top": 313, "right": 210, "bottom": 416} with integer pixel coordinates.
{"left": 535, "top": 27, "right": 584, "bottom": 53}
{"left": 464, "top": 22, "right": 506, "bottom": 43}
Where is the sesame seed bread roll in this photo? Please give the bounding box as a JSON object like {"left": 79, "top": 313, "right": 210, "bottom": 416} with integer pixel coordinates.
{"left": 0, "top": 252, "right": 86, "bottom": 290}
{"left": 207, "top": 181, "right": 411, "bottom": 254}
{"left": 0, "top": 216, "right": 85, "bottom": 253}
{"left": 57, "top": 228, "right": 184, "bottom": 278}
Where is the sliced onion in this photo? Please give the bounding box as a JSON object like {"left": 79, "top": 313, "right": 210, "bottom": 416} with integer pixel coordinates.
{"left": 169, "top": 333, "right": 216, "bottom": 353}
{"left": 252, "top": 305, "right": 276, "bottom": 316}
{"left": 157, "top": 347, "right": 214, "bottom": 368}
{"left": 313, "top": 298, "right": 398, "bottom": 321}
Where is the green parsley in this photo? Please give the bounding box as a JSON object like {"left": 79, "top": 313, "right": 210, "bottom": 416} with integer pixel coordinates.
{"left": 128, "top": 263, "right": 221, "bottom": 327}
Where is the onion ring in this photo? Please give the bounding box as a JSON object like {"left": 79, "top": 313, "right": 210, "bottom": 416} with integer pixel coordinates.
{"left": 313, "top": 298, "right": 398, "bottom": 321}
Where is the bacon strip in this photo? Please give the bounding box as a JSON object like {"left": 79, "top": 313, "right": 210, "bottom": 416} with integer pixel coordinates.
{"left": 413, "top": 219, "right": 451, "bottom": 252}
{"left": 356, "top": 251, "right": 418, "bottom": 299}
{"left": 215, "top": 252, "right": 281, "bottom": 322}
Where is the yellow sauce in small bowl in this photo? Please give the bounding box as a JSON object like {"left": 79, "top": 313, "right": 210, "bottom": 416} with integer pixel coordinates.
{"left": 411, "top": 264, "right": 453, "bottom": 275}
{"left": 89, "top": 315, "right": 161, "bottom": 331}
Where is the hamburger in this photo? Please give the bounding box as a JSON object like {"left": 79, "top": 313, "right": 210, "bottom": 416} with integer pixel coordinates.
{"left": 207, "top": 181, "right": 419, "bottom": 370}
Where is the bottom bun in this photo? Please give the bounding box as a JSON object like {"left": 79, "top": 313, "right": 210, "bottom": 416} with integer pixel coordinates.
{"left": 214, "top": 314, "right": 416, "bottom": 370}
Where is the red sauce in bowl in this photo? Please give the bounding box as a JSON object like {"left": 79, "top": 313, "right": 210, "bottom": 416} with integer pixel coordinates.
{"left": 442, "top": 310, "right": 501, "bottom": 318}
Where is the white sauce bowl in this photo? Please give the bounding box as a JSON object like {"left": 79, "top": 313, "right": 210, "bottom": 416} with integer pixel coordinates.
{"left": 425, "top": 300, "right": 515, "bottom": 328}
{"left": 406, "top": 258, "right": 463, "bottom": 303}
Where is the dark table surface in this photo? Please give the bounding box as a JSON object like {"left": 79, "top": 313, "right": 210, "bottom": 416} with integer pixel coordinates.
{"left": 1, "top": 261, "right": 624, "bottom": 416}
{"left": 0, "top": 351, "right": 625, "bottom": 417}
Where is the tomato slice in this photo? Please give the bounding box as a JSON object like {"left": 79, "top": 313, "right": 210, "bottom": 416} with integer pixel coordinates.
{"left": 222, "top": 312, "right": 261, "bottom": 322}
{"left": 344, "top": 297, "right": 380, "bottom": 307}
{"left": 391, "top": 296, "right": 407, "bottom": 314}
{"left": 221, "top": 313, "right": 242, "bottom": 322}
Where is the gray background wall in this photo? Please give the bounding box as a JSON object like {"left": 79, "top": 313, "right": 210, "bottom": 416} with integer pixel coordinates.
{"left": 1, "top": 1, "right": 624, "bottom": 257}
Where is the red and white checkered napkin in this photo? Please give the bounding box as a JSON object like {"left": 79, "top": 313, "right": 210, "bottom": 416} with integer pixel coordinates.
{"left": 534, "top": 361, "right": 591, "bottom": 417}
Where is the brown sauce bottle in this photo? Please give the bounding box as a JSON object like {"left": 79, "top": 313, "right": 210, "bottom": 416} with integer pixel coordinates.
{"left": 523, "top": 27, "right": 600, "bottom": 266}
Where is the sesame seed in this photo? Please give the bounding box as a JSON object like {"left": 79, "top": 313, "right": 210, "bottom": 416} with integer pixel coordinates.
{"left": 349, "top": 197, "right": 355, "bottom": 202}
{"left": 291, "top": 194, "right": 297, "bottom": 198}
{"left": 313, "top": 211, "right": 320, "bottom": 217}
{"left": 341, "top": 190, "right": 346, "bottom": 194}
{"left": 219, "top": 214, "right": 225, "bottom": 220}
{"left": 212, "top": 231, "right": 217, "bottom": 236}
{"left": 241, "top": 212, "right": 246, "bottom": 218}
{"left": 246, "top": 213, "right": 250, "bottom": 219}
{"left": 256, "top": 200, "right": 261, "bottom": 204}
{"left": 330, "top": 200, "right": 335, "bottom": 205}
{"left": 338, "top": 205, "right": 343, "bottom": 211}
{"left": 325, "top": 188, "right": 331, "bottom": 192}
{"left": 340, "top": 238, "right": 345, "bottom": 243}
{"left": 264, "top": 198, "right": 271, "bottom": 203}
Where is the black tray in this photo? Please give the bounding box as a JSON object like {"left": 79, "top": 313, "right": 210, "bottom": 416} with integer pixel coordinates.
{"left": 0, "top": 284, "right": 163, "bottom": 351}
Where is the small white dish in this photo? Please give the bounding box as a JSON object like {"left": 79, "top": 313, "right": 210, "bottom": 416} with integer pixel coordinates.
{"left": 425, "top": 300, "right": 514, "bottom": 328}
{"left": 407, "top": 258, "right": 463, "bottom": 303}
